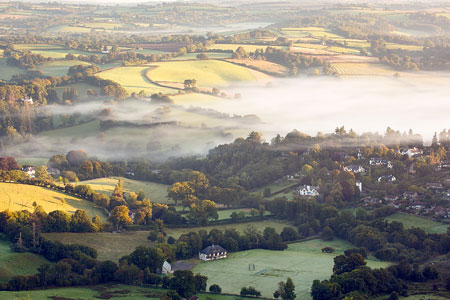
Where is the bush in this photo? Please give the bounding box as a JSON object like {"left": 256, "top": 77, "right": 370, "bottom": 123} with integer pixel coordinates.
{"left": 209, "top": 284, "right": 222, "bottom": 294}
{"left": 240, "top": 286, "right": 261, "bottom": 297}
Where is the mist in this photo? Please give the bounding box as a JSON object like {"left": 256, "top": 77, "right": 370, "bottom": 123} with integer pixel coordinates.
{"left": 209, "top": 74, "right": 450, "bottom": 143}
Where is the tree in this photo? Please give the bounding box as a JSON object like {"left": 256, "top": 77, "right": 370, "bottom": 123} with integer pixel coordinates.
{"left": 321, "top": 226, "right": 334, "bottom": 241}
{"left": 109, "top": 205, "right": 132, "bottom": 230}
{"left": 128, "top": 246, "right": 164, "bottom": 273}
{"left": 240, "top": 286, "right": 261, "bottom": 297}
{"left": 275, "top": 278, "right": 296, "bottom": 300}
{"left": 35, "top": 166, "right": 52, "bottom": 181}
{"left": 209, "top": 284, "right": 222, "bottom": 294}
{"left": 170, "top": 270, "right": 196, "bottom": 297}
{"left": 333, "top": 253, "right": 366, "bottom": 275}
{"left": 168, "top": 182, "right": 194, "bottom": 205}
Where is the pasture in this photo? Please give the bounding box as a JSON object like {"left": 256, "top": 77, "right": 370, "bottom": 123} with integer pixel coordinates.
{"left": 38, "top": 120, "right": 101, "bottom": 139}
{"left": 330, "top": 62, "right": 396, "bottom": 76}
{"left": 79, "top": 177, "right": 171, "bottom": 204}
{"left": 0, "top": 284, "right": 252, "bottom": 300}
{"left": 146, "top": 60, "right": 271, "bottom": 87}
{"left": 0, "top": 240, "right": 49, "bottom": 283}
{"left": 44, "top": 231, "right": 153, "bottom": 262}
{"left": 384, "top": 213, "right": 449, "bottom": 234}
{"left": 97, "top": 66, "right": 177, "bottom": 95}
{"left": 168, "top": 220, "right": 293, "bottom": 239}
{"left": 0, "top": 182, "right": 107, "bottom": 220}
{"left": 208, "top": 43, "right": 285, "bottom": 52}
{"left": 37, "top": 60, "right": 91, "bottom": 77}
{"left": 15, "top": 157, "right": 48, "bottom": 166}
{"left": 0, "top": 58, "right": 26, "bottom": 80}
{"left": 194, "top": 238, "right": 390, "bottom": 299}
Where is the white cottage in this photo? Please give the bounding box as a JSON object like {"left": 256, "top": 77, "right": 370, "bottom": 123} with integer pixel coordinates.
{"left": 199, "top": 245, "right": 227, "bottom": 262}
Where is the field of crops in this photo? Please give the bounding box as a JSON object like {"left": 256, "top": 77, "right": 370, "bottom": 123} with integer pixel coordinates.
{"left": 331, "top": 62, "right": 396, "bottom": 76}
{"left": 79, "top": 177, "right": 171, "bottom": 204}
{"left": 384, "top": 213, "right": 449, "bottom": 234}
{"left": 194, "top": 238, "right": 390, "bottom": 299}
{"left": 146, "top": 60, "right": 270, "bottom": 87}
{"left": 0, "top": 182, "right": 107, "bottom": 220}
{"left": 0, "top": 240, "right": 49, "bottom": 283}
{"left": 97, "top": 66, "right": 177, "bottom": 95}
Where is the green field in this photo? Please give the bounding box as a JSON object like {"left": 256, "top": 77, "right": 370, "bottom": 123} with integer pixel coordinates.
{"left": 97, "top": 66, "right": 177, "bottom": 95}
{"left": 0, "top": 284, "right": 253, "bottom": 300}
{"left": 209, "top": 44, "right": 285, "bottom": 52}
{"left": 79, "top": 177, "right": 171, "bottom": 204}
{"left": 170, "top": 52, "right": 233, "bottom": 60}
{"left": 384, "top": 213, "right": 449, "bottom": 234}
{"left": 37, "top": 60, "right": 91, "bottom": 77}
{"left": 38, "top": 120, "right": 100, "bottom": 139}
{"left": 0, "top": 58, "right": 26, "bottom": 80}
{"left": 216, "top": 209, "right": 271, "bottom": 220}
{"left": 15, "top": 157, "right": 48, "bottom": 166}
{"left": 0, "top": 240, "right": 49, "bottom": 283}
{"left": 0, "top": 182, "right": 107, "bottom": 220}
{"left": 44, "top": 230, "right": 153, "bottom": 262}
{"left": 147, "top": 60, "right": 270, "bottom": 87}
{"left": 194, "top": 238, "right": 390, "bottom": 299}
{"left": 168, "top": 220, "right": 293, "bottom": 239}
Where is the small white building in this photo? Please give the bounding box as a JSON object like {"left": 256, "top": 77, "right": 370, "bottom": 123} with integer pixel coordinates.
{"left": 22, "top": 166, "right": 35, "bottom": 178}
{"left": 199, "top": 245, "right": 227, "bottom": 262}
{"left": 161, "top": 261, "right": 172, "bottom": 274}
{"left": 19, "top": 96, "right": 34, "bottom": 104}
{"left": 378, "top": 175, "right": 396, "bottom": 182}
{"left": 400, "top": 148, "right": 423, "bottom": 158}
{"left": 297, "top": 185, "right": 320, "bottom": 197}
{"left": 356, "top": 181, "right": 362, "bottom": 193}
{"left": 344, "top": 165, "right": 365, "bottom": 174}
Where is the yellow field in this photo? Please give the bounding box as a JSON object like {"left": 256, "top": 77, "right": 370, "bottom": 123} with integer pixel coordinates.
{"left": 146, "top": 60, "right": 271, "bottom": 87}
{"left": 0, "top": 182, "right": 107, "bottom": 220}
{"left": 281, "top": 27, "right": 344, "bottom": 39}
{"left": 331, "top": 63, "right": 396, "bottom": 76}
{"left": 79, "top": 177, "right": 171, "bottom": 204}
{"left": 97, "top": 66, "right": 177, "bottom": 95}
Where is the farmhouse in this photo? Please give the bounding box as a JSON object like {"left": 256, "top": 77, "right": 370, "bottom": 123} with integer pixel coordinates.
{"left": 399, "top": 147, "right": 423, "bottom": 158}
{"left": 199, "top": 245, "right": 227, "bottom": 261}
{"left": 344, "top": 165, "right": 365, "bottom": 174}
{"left": 297, "top": 185, "right": 319, "bottom": 196}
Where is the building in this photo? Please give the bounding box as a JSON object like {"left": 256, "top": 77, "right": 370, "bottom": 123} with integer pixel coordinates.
{"left": 426, "top": 182, "right": 443, "bottom": 190}
{"left": 344, "top": 165, "right": 365, "bottom": 174}
{"left": 356, "top": 181, "right": 362, "bottom": 193}
{"left": 22, "top": 166, "right": 35, "bottom": 178}
{"left": 377, "top": 175, "right": 396, "bottom": 182}
{"left": 400, "top": 147, "right": 423, "bottom": 158}
{"left": 47, "top": 167, "right": 60, "bottom": 176}
{"left": 369, "top": 158, "right": 392, "bottom": 169}
{"left": 19, "top": 96, "right": 33, "bottom": 104}
{"left": 161, "top": 261, "right": 172, "bottom": 274}
{"left": 199, "top": 245, "right": 227, "bottom": 262}
{"left": 297, "top": 185, "right": 319, "bottom": 196}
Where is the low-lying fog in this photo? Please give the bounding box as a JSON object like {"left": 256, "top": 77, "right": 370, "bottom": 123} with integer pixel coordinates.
{"left": 213, "top": 75, "right": 450, "bottom": 143}
{"left": 8, "top": 74, "right": 450, "bottom": 161}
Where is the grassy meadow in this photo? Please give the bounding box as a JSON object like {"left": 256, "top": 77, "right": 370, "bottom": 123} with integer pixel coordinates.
{"left": 44, "top": 231, "right": 153, "bottom": 262}
{"left": 0, "top": 284, "right": 253, "bottom": 300}
{"left": 0, "top": 240, "right": 50, "bottom": 283}
{"left": 330, "top": 62, "right": 397, "bottom": 76}
{"left": 384, "top": 213, "right": 449, "bottom": 234}
{"left": 146, "top": 60, "right": 271, "bottom": 87}
{"left": 0, "top": 182, "right": 107, "bottom": 220}
{"left": 194, "top": 238, "right": 390, "bottom": 299}
{"left": 97, "top": 66, "right": 177, "bottom": 95}
{"left": 37, "top": 60, "right": 91, "bottom": 77}
{"left": 79, "top": 177, "right": 171, "bottom": 204}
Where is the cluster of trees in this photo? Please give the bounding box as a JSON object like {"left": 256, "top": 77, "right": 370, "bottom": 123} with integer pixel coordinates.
{"left": 169, "top": 225, "right": 287, "bottom": 261}
{"left": 311, "top": 251, "right": 441, "bottom": 300}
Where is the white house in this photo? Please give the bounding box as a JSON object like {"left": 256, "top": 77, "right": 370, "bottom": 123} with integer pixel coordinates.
{"left": 400, "top": 148, "right": 423, "bottom": 158}
{"left": 378, "top": 175, "right": 396, "bottom": 182}
{"left": 297, "top": 185, "right": 319, "bottom": 197}
{"left": 22, "top": 166, "right": 35, "bottom": 178}
{"left": 369, "top": 158, "right": 392, "bottom": 169}
{"left": 199, "top": 245, "right": 227, "bottom": 262}
{"left": 161, "top": 261, "right": 172, "bottom": 274}
{"left": 344, "top": 165, "right": 365, "bottom": 174}
{"left": 19, "top": 96, "right": 34, "bottom": 104}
